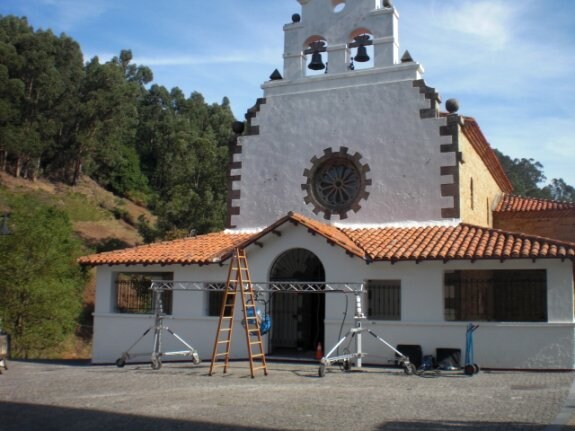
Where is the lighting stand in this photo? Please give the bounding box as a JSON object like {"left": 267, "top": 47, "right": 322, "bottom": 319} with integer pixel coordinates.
{"left": 115, "top": 289, "right": 200, "bottom": 370}
{"left": 318, "top": 291, "right": 415, "bottom": 377}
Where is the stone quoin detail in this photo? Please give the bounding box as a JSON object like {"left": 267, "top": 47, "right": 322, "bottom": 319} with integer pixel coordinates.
{"left": 440, "top": 113, "right": 464, "bottom": 219}
{"left": 413, "top": 79, "right": 441, "bottom": 119}
{"left": 244, "top": 98, "right": 266, "bottom": 136}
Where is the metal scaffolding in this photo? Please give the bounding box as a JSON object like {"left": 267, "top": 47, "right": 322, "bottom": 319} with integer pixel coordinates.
{"left": 147, "top": 279, "right": 414, "bottom": 377}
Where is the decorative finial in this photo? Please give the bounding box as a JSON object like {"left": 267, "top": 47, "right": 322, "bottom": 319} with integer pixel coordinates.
{"left": 291, "top": 13, "right": 301, "bottom": 23}
{"left": 445, "top": 99, "right": 460, "bottom": 114}
{"left": 269, "top": 69, "right": 283, "bottom": 81}
{"left": 400, "top": 50, "right": 413, "bottom": 63}
{"left": 232, "top": 121, "right": 245, "bottom": 134}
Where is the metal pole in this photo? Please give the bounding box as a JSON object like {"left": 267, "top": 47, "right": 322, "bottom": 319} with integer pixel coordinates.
{"left": 354, "top": 291, "right": 365, "bottom": 368}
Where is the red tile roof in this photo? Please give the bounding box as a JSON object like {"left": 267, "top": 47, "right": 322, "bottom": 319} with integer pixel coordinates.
{"left": 495, "top": 193, "right": 575, "bottom": 213}
{"left": 78, "top": 213, "right": 575, "bottom": 266}
{"left": 343, "top": 223, "right": 575, "bottom": 262}
{"left": 461, "top": 117, "right": 513, "bottom": 194}
{"left": 77, "top": 231, "right": 253, "bottom": 266}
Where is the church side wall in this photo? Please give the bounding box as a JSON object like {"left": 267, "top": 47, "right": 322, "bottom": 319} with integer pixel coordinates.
{"left": 458, "top": 131, "right": 504, "bottom": 227}
{"left": 494, "top": 212, "right": 575, "bottom": 243}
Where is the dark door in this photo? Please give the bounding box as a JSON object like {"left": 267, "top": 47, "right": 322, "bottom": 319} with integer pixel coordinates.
{"left": 269, "top": 248, "right": 325, "bottom": 354}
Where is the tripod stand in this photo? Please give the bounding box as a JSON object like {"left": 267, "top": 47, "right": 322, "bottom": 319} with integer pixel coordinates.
{"left": 318, "top": 290, "right": 415, "bottom": 377}
{"left": 115, "top": 289, "right": 200, "bottom": 370}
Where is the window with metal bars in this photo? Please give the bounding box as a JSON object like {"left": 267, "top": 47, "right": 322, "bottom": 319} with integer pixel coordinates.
{"left": 367, "top": 280, "right": 401, "bottom": 320}
{"left": 114, "top": 273, "right": 173, "bottom": 315}
{"left": 206, "top": 283, "right": 227, "bottom": 316}
{"left": 444, "top": 270, "right": 547, "bottom": 322}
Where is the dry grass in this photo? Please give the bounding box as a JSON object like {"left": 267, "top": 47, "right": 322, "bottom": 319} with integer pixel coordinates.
{"left": 0, "top": 172, "right": 158, "bottom": 360}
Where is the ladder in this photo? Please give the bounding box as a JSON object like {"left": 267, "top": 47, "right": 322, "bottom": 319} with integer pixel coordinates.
{"left": 209, "top": 248, "right": 268, "bottom": 378}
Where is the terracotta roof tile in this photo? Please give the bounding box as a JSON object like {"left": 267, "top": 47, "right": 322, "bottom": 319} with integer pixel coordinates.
{"left": 234, "top": 212, "right": 366, "bottom": 259}
{"left": 495, "top": 193, "right": 575, "bottom": 213}
{"left": 342, "top": 224, "right": 575, "bottom": 262}
{"left": 79, "top": 213, "right": 575, "bottom": 266}
{"left": 77, "top": 231, "right": 253, "bottom": 266}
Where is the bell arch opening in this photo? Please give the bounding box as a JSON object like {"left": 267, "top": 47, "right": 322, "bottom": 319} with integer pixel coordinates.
{"left": 269, "top": 248, "right": 325, "bottom": 356}
{"left": 303, "top": 35, "right": 328, "bottom": 76}
{"left": 349, "top": 30, "right": 374, "bottom": 71}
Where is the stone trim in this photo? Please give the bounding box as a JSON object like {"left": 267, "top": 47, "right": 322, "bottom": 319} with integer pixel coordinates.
{"left": 412, "top": 79, "right": 461, "bottom": 220}
{"left": 439, "top": 114, "right": 464, "bottom": 219}
{"left": 413, "top": 79, "right": 441, "bottom": 119}
{"left": 226, "top": 138, "right": 243, "bottom": 228}
{"left": 226, "top": 98, "right": 267, "bottom": 228}
{"left": 245, "top": 98, "right": 266, "bottom": 136}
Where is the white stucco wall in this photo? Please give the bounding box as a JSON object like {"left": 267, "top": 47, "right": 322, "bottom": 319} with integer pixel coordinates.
{"left": 92, "top": 224, "right": 575, "bottom": 369}
{"left": 231, "top": 74, "right": 453, "bottom": 229}
{"left": 229, "top": 0, "right": 456, "bottom": 229}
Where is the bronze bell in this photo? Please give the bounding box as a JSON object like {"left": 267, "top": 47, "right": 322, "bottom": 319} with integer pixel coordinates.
{"left": 354, "top": 45, "right": 370, "bottom": 63}
{"left": 308, "top": 51, "right": 326, "bottom": 71}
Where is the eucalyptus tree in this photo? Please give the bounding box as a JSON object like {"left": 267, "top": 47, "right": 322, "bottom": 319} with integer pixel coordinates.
{"left": 0, "top": 15, "right": 84, "bottom": 180}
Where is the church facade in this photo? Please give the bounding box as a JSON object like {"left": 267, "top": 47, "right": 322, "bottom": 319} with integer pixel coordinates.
{"left": 80, "top": 0, "right": 575, "bottom": 370}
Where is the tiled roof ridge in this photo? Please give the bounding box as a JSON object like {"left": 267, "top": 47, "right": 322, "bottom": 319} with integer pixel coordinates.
{"left": 495, "top": 193, "right": 575, "bottom": 213}
{"left": 78, "top": 215, "right": 575, "bottom": 267}
{"left": 287, "top": 212, "right": 366, "bottom": 258}
{"left": 77, "top": 230, "right": 253, "bottom": 266}
{"left": 459, "top": 222, "right": 575, "bottom": 248}
{"left": 341, "top": 222, "right": 575, "bottom": 262}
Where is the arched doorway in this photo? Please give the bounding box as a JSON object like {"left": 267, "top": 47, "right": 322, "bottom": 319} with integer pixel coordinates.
{"left": 269, "top": 248, "right": 325, "bottom": 356}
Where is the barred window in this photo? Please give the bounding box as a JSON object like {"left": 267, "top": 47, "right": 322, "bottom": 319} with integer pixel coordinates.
{"left": 367, "top": 280, "right": 401, "bottom": 320}
{"left": 206, "top": 283, "right": 226, "bottom": 316}
{"left": 115, "top": 272, "right": 173, "bottom": 315}
{"left": 444, "top": 270, "right": 547, "bottom": 322}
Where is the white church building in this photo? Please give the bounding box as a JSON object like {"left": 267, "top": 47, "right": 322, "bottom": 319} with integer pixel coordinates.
{"left": 80, "top": 0, "right": 575, "bottom": 370}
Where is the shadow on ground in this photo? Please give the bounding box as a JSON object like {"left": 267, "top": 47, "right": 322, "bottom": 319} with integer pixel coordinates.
{"left": 1, "top": 401, "right": 571, "bottom": 431}
{"left": 377, "top": 421, "right": 571, "bottom": 430}
{"left": 0, "top": 401, "right": 270, "bottom": 431}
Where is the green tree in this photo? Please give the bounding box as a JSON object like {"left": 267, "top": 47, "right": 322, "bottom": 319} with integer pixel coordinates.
{"left": 136, "top": 88, "right": 233, "bottom": 238}
{"left": 494, "top": 149, "right": 551, "bottom": 198}
{"left": 542, "top": 178, "right": 575, "bottom": 202}
{"left": 0, "top": 195, "right": 86, "bottom": 358}
{"left": 0, "top": 16, "right": 84, "bottom": 180}
{"left": 494, "top": 149, "right": 575, "bottom": 201}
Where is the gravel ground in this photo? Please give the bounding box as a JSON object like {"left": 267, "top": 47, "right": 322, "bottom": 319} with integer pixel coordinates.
{"left": 0, "top": 360, "right": 574, "bottom": 431}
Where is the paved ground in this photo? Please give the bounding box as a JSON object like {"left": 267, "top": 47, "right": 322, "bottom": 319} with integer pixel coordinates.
{"left": 1, "top": 360, "right": 575, "bottom": 431}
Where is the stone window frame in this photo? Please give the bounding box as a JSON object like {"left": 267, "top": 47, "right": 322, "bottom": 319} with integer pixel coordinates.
{"left": 302, "top": 146, "right": 371, "bottom": 220}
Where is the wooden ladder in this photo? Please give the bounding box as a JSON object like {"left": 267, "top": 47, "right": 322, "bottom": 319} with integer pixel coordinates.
{"left": 209, "top": 248, "right": 268, "bottom": 378}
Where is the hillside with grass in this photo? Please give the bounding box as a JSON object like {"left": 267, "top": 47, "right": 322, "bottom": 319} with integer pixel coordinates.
{"left": 0, "top": 172, "right": 157, "bottom": 358}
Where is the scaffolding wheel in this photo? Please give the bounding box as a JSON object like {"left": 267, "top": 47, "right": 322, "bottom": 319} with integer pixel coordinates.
{"left": 151, "top": 358, "right": 162, "bottom": 370}
{"left": 343, "top": 359, "right": 351, "bottom": 371}
{"left": 403, "top": 363, "right": 416, "bottom": 375}
{"left": 192, "top": 351, "right": 201, "bottom": 365}
{"left": 115, "top": 358, "right": 126, "bottom": 368}
{"left": 318, "top": 364, "right": 326, "bottom": 378}
{"left": 463, "top": 364, "right": 475, "bottom": 376}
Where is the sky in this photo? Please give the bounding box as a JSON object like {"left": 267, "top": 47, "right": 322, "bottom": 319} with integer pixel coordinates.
{"left": 1, "top": 0, "right": 574, "bottom": 187}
